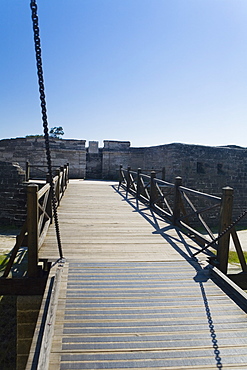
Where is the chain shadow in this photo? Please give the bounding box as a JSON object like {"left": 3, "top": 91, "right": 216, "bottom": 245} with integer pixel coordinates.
{"left": 114, "top": 185, "right": 224, "bottom": 369}
{"left": 194, "top": 270, "right": 223, "bottom": 369}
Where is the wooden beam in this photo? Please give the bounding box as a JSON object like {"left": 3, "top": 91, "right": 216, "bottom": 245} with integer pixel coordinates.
{"left": 211, "top": 267, "right": 247, "bottom": 313}
{"left": 172, "top": 177, "right": 182, "bottom": 225}
{"left": 217, "top": 187, "right": 233, "bottom": 274}
{"left": 0, "top": 276, "right": 48, "bottom": 295}
{"left": 27, "top": 184, "right": 39, "bottom": 278}
{"left": 227, "top": 273, "right": 247, "bottom": 290}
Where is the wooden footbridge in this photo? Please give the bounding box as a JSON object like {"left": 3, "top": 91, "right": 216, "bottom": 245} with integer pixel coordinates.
{"left": 5, "top": 3, "right": 244, "bottom": 368}
{"left": 2, "top": 167, "right": 247, "bottom": 369}
{"left": 26, "top": 169, "right": 247, "bottom": 370}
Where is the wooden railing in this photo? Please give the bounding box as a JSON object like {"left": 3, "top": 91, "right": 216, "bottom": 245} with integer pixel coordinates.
{"left": 2, "top": 164, "right": 69, "bottom": 279}
{"left": 119, "top": 166, "right": 247, "bottom": 277}
{"left": 26, "top": 161, "right": 69, "bottom": 181}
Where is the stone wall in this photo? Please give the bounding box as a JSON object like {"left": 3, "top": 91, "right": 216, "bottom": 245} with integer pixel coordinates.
{"left": 86, "top": 141, "right": 103, "bottom": 179}
{"left": 0, "top": 137, "right": 86, "bottom": 179}
{"left": 102, "top": 140, "right": 130, "bottom": 179}
{"left": 128, "top": 143, "right": 247, "bottom": 190}
{"left": 86, "top": 151, "right": 103, "bottom": 179}
{"left": 88, "top": 141, "right": 247, "bottom": 227}
{"left": 0, "top": 162, "right": 27, "bottom": 226}
{"left": 1, "top": 137, "right": 247, "bottom": 228}
{"left": 17, "top": 296, "right": 42, "bottom": 370}
{"left": 85, "top": 140, "right": 131, "bottom": 179}
{"left": 127, "top": 143, "right": 247, "bottom": 227}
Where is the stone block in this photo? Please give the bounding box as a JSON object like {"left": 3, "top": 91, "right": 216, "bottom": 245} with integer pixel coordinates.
{"left": 16, "top": 354, "right": 28, "bottom": 370}
{"left": 88, "top": 141, "right": 99, "bottom": 154}
{"left": 17, "top": 295, "right": 42, "bottom": 311}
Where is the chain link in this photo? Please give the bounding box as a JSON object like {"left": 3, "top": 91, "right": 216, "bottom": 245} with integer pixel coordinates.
{"left": 30, "top": 0, "right": 63, "bottom": 259}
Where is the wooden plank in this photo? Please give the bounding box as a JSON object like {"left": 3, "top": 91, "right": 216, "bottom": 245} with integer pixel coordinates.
{"left": 26, "top": 263, "right": 68, "bottom": 370}
{"left": 49, "top": 261, "right": 247, "bottom": 369}
{"left": 39, "top": 181, "right": 203, "bottom": 263}
{"left": 36, "top": 263, "right": 64, "bottom": 370}
{"left": 27, "top": 184, "right": 39, "bottom": 277}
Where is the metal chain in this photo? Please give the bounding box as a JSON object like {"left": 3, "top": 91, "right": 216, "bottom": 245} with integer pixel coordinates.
{"left": 30, "top": 0, "right": 63, "bottom": 259}
{"left": 193, "top": 209, "right": 247, "bottom": 257}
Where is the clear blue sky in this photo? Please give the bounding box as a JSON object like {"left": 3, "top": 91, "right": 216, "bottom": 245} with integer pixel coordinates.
{"left": 1, "top": 0, "right": 247, "bottom": 148}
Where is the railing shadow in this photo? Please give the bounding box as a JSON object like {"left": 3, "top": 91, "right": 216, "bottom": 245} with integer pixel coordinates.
{"left": 114, "top": 184, "right": 224, "bottom": 369}
{"left": 118, "top": 166, "right": 247, "bottom": 279}
{"left": 113, "top": 184, "right": 214, "bottom": 264}
{"left": 0, "top": 247, "right": 28, "bottom": 278}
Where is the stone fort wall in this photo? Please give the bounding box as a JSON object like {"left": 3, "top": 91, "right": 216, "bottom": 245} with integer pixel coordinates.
{"left": 0, "top": 137, "right": 86, "bottom": 179}
{"left": 128, "top": 143, "right": 247, "bottom": 227}
{"left": 0, "top": 138, "right": 247, "bottom": 226}
{"left": 0, "top": 161, "right": 27, "bottom": 225}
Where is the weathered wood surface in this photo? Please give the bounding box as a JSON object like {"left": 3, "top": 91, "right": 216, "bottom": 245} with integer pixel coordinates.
{"left": 49, "top": 261, "right": 247, "bottom": 370}
{"left": 39, "top": 180, "right": 195, "bottom": 262}
{"left": 28, "top": 180, "right": 247, "bottom": 369}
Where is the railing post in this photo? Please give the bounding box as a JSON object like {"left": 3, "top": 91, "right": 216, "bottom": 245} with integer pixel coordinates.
{"left": 172, "top": 177, "right": 182, "bottom": 225}
{"left": 66, "top": 162, "right": 69, "bottom": 185}
{"left": 118, "top": 165, "right": 123, "bottom": 189}
{"left": 150, "top": 171, "right": 156, "bottom": 207}
{"left": 26, "top": 161, "right": 30, "bottom": 182}
{"left": 137, "top": 168, "right": 141, "bottom": 198}
{"left": 127, "top": 166, "right": 131, "bottom": 193}
{"left": 217, "top": 186, "right": 234, "bottom": 274}
{"left": 46, "top": 173, "right": 53, "bottom": 223}
{"left": 60, "top": 166, "right": 65, "bottom": 194}
{"left": 27, "top": 184, "right": 39, "bottom": 278}
{"left": 56, "top": 168, "right": 61, "bottom": 206}
{"left": 162, "top": 167, "right": 166, "bottom": 181}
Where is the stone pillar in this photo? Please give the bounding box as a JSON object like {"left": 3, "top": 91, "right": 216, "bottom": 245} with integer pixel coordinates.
{"left": 88, "top": 141, "right": 99, "bottom": 154}
{"left": 102, "top": 141, "right": 131, "bottom": 180}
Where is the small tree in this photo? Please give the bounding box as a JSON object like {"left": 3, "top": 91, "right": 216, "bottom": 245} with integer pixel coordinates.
{"left": 49, "top": 126, "right": 64, "bottom": 139}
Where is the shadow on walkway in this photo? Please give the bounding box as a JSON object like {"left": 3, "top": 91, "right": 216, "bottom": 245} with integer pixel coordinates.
{"left": 113, "top": 185, "right": 214, "bottom": 266}
{"left": 114, "top": 185, "right": 224, "bottom": 369}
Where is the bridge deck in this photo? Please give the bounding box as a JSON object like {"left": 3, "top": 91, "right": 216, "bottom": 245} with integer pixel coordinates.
{"left": 28, "top": 180, "right": 247, "bottom": 369}
{"left": 39, "top": 180, "right": 191, "bottom": 262}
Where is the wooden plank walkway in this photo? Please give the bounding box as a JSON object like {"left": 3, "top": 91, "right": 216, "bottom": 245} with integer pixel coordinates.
{"left": 39, "top": 180, "right": 191, "bottom": 262}
{"left": 28, "top": 180, "right": 247, "bottom": 369}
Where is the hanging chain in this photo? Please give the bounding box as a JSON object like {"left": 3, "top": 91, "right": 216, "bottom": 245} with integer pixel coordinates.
{"left": 30, "top": 0, "right": 64, "bottom": 260}
{"left": 193, "top": 209, "right": 247, "bottom": 257}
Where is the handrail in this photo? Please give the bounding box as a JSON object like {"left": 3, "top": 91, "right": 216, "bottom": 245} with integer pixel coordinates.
{"left": 2, "top": 164, "right": 69, "bottom": 278}
{"left": 179, "top": 185, "right": 221, "bottom": 201}
{"left": 119, "top": 166, "right": 247, "bottom": 277}
{"left": 154, "top": 177, "right": 175, "bottom": 188}
{"left": 26, "top": 161, "right": 69, "bottom": 181}
{"left": 38, "top": 182, "right": 50, "bottom": 199}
